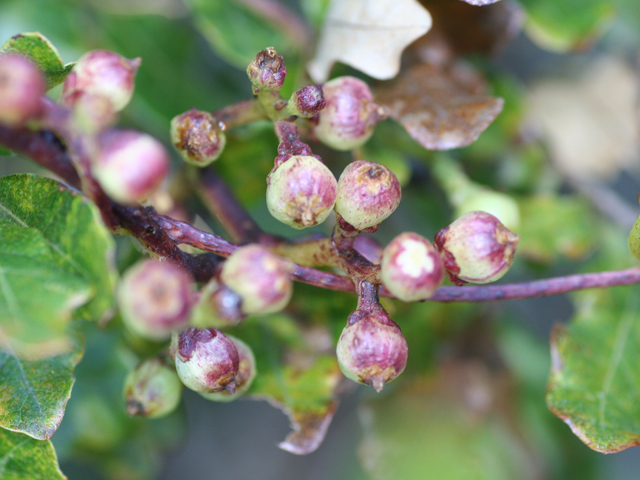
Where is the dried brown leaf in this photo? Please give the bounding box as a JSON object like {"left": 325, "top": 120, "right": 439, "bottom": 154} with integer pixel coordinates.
{"left": 278, "top": 400, "right": 338, "bottom": 455}
{"left": 376, "top": 63, "right": 504, "bottom": 150}
{"left": 308, "top": 0, "right": 432, "bottom": 82}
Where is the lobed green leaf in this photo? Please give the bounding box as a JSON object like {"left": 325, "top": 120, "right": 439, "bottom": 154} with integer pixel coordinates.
{"left": 0, "top": 326, "right": 83, "bottom": 441}
{"left": 0, "top": 429, "right": 66, "bottom": 480}
{"left": 0, "top": 174, "right": 117, "bottom": 345}
{"left": 0, "top": 32, "right": 74, "bottom": 90}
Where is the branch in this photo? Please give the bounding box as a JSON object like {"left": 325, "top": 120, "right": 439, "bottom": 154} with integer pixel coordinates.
{"left": 193, "top": 168, "right": 265, "bottom": 244}
{"left": 3, "top": 123, "right": 640, "bottom": 301}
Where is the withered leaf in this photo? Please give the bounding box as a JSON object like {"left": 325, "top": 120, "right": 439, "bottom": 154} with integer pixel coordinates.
{"left": 278, "top": 400, "right": 338, "bottom": 455}
{"left": 375, "top": 63, "right": 504, "bottom": 150}
{"left": 308, "top": 0, "right": 432, "bottom": 82}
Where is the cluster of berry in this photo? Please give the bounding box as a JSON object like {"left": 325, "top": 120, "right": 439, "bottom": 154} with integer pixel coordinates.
{"left": 0, "top": 45, "right": 519, "bottom": 418}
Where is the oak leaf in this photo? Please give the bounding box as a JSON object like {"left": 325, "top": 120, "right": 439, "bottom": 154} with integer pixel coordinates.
{"left": 308, "top": 0, "right": 432, "bottom": 82}
{"left": 375, "top": 63, "right": 503, "bottom": 150}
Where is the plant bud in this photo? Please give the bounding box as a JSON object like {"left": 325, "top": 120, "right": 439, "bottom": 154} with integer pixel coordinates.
{"left": 123, "top": 357, "right": 182, "bottom": 419}
{"left": 191, "top": 279, "right": 244, "bottom": 328}
{"left": 170, "top": 109, "right": 226, "bottom": 166}
{"left": 434, "top": 211, "right": 520, "bottom": 285}
{"left": 93, "top": 129, "right": 170, "bottom": 205}
{"left": 335, "top": 160, "right": 401, "bottom": 230}
{"left": 220, "top": 245, "right": 293, "bottom": 315}
{"left": 314, "top": 76, "right": 385, "bottom": 151}
{"left": 287, "top": 84, "right": 325, "bottom": 118}
{"left": 336, "top": 310, "right": 408, "bottom": 392}
{"left": 200, "top": 336, "right": 256, "bottom": 402}
{"left": 61, "top": 50, "right": 140, "bottom": 112}
{"left": 266, "top": 155, "right": 338, "bottom": 229}
{"left": 381, "top": 233, "right": 444, "bottom": 301}
{"left": 246, "top": 47, "right": 286, "bottom": 92}
{"left": 174, "top": 327, "right": 240, "bottom": 393}
{"left": 118, "top": 259, "right": 193, "bottom": 341}
{"left": 0, "top": 54, "right": 45, "bottom": 126}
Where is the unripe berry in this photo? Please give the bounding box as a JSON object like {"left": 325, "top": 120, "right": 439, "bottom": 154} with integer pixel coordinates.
{"left": 93, "top": 129, "right": 170, "bottom": 205}
{"left": 123, "top": 357, "right": 182, "bottom": 419}
{"left": 118, "top": 260, "right": 193, "bottom": 341}
{"left": 434, "top": 211, "right": 520, "bottom": 285}
{"left": 287, "top": 84, "right": 325, "bottom": 118}
{"left": 314, "top": 76, "right": 385, "bottom": 151}
{"left": 337, "top": 309, "right": 408, "bottom": 392}
{"left": 200, "top": 336, "right": 256, "bottom": 402}
{"left": 0, "top": 54, "right": 45, "bottom": 126}
{"left": 191, "top": 279, "right": 244, "bottom": 328}
{"left": 335, "top": 160, "right": 401, "bottom": 230}
{"left": 246, "top": 47, "right": 286, "bottom": 92}
{"left": 170, "top": 109, "right": 226, "bottom": 166}
{"left": 174, "top": 327, "right": 240, "bottom": 394}
{"left": 220, "top": 245, "right": 293, "bottom": 315}
{"left": 381, "top": 233, "right": 444, "bottom": 301}
{"left": 61, "top": 50, "right": 140, "bottom": 112}
{"left": 266, "top": 155, "right": 338, "bottom": 229}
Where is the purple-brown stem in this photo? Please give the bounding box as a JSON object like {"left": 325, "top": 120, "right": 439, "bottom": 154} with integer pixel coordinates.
{"left": 211, "top": 99, "right": 267, "bottom": 130}
{"left": 194, "top": 168, "right": 265, "bottom": 244}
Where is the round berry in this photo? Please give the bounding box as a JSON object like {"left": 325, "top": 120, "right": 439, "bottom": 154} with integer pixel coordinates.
{"left": 170, "top": 109, "right": 226, "bottom": 167}
{"left": 381, "top": 232, "right": 444, "bottom": 301}
{"left": 123, "top": 357, "right": 182, "bottom": 419}
{"left": 314, "top": 76, "right": 385, "bottom": 151}
{"left": 220, "top": 245, "right": 293, "bottom": 315}
{"left": 93, "top": 129, "right": 170, "bottom": 205}
{"left": 0, "top": 54, "right": 44, "bottom": 126}
{"left": 200, "top": 336, "right": 256, "bottom": 402}
{"left": 266, "top": 155, "right": 338, "bottom": 229}
{"left": 336, "top": 309, "right": 408, "bottom": 392}
{"left": 174, "top": 327, "right": 240, "bottom": 394}
{"left": 118, "top": 259, "right": 193, "bottom": 341}
{"left": 62, "top": 50, "right": 140, "bottom": 112}
{"left": 434, "top": 211, "right": 520, "bottom": 285}
{"left": 335, "top": 160, "right": 401, "bottom": 230}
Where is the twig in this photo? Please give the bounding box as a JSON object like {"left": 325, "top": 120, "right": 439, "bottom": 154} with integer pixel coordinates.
{"left": 194, "top": 168, "right": 265, "bottom": 244}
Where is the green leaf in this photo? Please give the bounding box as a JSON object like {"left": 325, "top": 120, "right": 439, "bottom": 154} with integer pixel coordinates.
{"left": 519, "top": 0, "right": 615, "bottom": 52}
{"left": 231, "top": 315, "right": 341, "bottom": 454}
{"left": 517, "top": 195, "right": 597, "bottom": 263}
{"left": 0, "top": 326, "right": 83, "bottom": 440}
{"left": 0, "top": 32, "right": 74, "bottom": 90}
{"left": 0, "top": 429, "right": 66, "bottom": 480}
{"left": 546, "top": 284, "right": 640, "bottom": 453}
{"left": 186, "top": 0, "right": 294, "bottom": 69}
{"left": 0, "top": 174, "right": 117, "bottom": 344}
